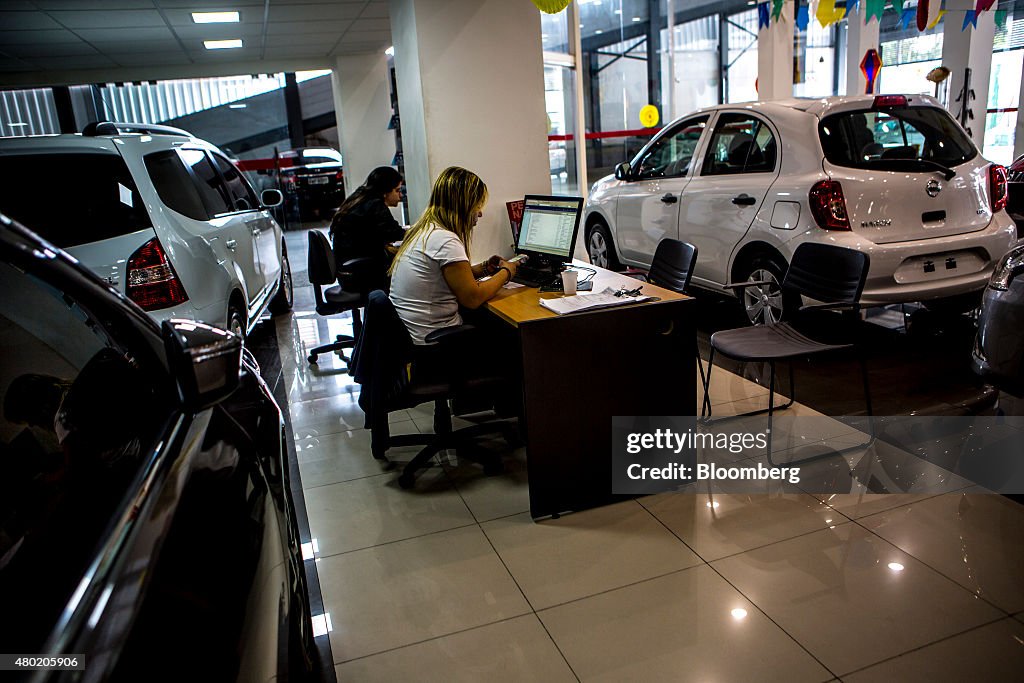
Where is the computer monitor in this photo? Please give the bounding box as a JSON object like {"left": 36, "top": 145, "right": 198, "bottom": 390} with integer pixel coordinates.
{"left": 515, "top": 195, "right": 583, "bottom": 270}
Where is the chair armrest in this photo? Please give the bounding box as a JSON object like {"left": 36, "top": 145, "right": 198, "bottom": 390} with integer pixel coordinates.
{"left": 424, "top": 324, "right": 478, "bottom": 345}
{"left": 339, "top": 256, "right": 375, "bottom": 275}
{"left": 798, "top": 301, "right": 861, "bottom": 313}
{"left": 722, "top": 279, "right": 774, "bottom": 292}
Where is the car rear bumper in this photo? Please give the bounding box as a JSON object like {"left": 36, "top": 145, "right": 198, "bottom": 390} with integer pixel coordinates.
{"left": 804, "top": 212, "right": 1020, "bottom": 304}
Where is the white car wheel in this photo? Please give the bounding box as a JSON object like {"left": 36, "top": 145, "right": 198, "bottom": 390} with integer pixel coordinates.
{"left": 587, "top": 222, "right": 620, "bottom": 270}
{"left": 743, "top": 265, "right": 786, "bottom": 326}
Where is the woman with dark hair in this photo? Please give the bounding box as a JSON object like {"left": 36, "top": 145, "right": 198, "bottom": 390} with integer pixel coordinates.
{"left": 328, "top": 166, "right": 405, "bottom": 289}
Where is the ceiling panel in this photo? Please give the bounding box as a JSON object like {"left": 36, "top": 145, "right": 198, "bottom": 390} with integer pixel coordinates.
{"left": 154, "top": 0, "right": 265, "bottom": 7}
{"left": 27, "top": 54, "right": 120, "bottom": 70}
{"left": 48, "top": 10, "right": 166, "bottom": 29}
{"left": 4, "top": 42, "right": 98, "bottom": 58}
{"left": 334, "top": 41, "right": 390, "bottom": 54}
{"left": 347, "top": 30, "right": 391, "bottom": 44}
{"left": 0, "top": 59, "right": 34, "bottom": 71}
{"left": 360, "top": 3, "right": 390, "bottom": 19}
{"left": 36, "top": 1, "right": 154, "bottom": 9}
{"left": 267, "top": 4, "right": 364, "bottom": 22}
{"left": 73, "top": 26, "right": 176, "bottom": 42}
{"left": 92, "top": 40, "right": 184, "bottom": 54}
{"left": 105, "top": 52, "right": 195, "bottom": 67}
{"left": 263, "top": 45, "right": 332, "bottom": 59}
{"left": 0, "top": 11, "right": 63, "bottom": 30}
{"left": 265, "top": 33, "right": 340, "bottom": 48}
{"left": 0, "top": 29, "right": 81, "bottom": 45}
{"left": 172, "top": 24, "right": 266, "bottom": 40}
{"left": 350, "top": 18, "right": 390, "bottom": 32}
{"left": 266, "top": 20, "right": 354, "bottom": 36}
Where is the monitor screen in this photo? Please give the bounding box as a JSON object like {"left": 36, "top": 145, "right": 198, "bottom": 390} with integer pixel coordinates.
{"left": 516, "top": 195, "right": 583, "bottom": 261}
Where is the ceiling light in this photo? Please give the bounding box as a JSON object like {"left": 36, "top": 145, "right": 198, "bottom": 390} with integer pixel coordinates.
{"left": 8, "top": 122, "right": 27, "bottom": 127}
{"left": 595, "top": 29, "right": 603, "bottom": 34}
{"left": 887, "top": 562, "right": 905, "bottom": 572}
{"left": 228, "top": 103, "right": 247, "bottom": 109}
{"left": 192, "top": 11, "right": 239, "bottom": 23}
{"left": 731, "top": 608, "right": 748, "bottom": 620}
{"left": 385, "top": 46, "right": 394, "bottom": 56}
{"left": 205, "top": 39, "right": 243, "bottom": 50}
{"left": 632, "top": 17, "right": 642, "bottom": 22}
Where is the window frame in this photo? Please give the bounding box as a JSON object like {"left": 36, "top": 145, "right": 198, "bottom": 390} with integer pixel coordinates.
{"left": 209, "top": 151, "right": 261, "bottom": 214}
{"left": 630, "top": 115, "right": 711, "bottom": 181}
{"left": 699, "top": 111, "right": 779, "bottom": 177}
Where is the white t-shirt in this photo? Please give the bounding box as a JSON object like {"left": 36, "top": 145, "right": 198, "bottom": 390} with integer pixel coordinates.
{"left": 389, "top": 226, "right": 470, "bottom": 345}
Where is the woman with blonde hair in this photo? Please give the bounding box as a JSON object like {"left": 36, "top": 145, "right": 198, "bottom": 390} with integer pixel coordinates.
{"left": 389, "top": 166, "right": 519, "bottom": 345}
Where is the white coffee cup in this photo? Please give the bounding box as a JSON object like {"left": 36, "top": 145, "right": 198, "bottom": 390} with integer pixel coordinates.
{"left": 561, "top": 269, "right": 578, "bottom": 295}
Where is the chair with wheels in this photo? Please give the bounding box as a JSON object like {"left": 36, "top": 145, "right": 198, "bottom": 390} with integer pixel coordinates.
{"left": 305, "top": 230, "right": 371, "bottom": 366}
{"left": 701, "top": 242, "right": 874, "bottom": 465}
{"left": 351, "top": 290, "right": 518, "bottom": 489}
{"left": 637, "top": 239, "right": 705, "bottom": 385}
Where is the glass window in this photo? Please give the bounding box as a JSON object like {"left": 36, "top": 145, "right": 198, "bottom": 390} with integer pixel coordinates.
{"left": 0, "top": 257, "right": 171, "bottom": 653}
{"left": 145, "top": 150, "right": 209, "bottom": 221}
{"left": 634, "top": 116, "right": 709, "bottom": 178}
{"left": 819, "top": 106, "right": 976, "bottom": 170}
{"left": 179, "top": 149, "right": 232, "bottom": 217}
{"left": 702, "top": 113, "right": 777, "bottom": 175}
{"left": 211, "top": 153, "right": 259, "bottom": 212}
{"left": 0, "top": 153, "right": 151, "bottom": 248}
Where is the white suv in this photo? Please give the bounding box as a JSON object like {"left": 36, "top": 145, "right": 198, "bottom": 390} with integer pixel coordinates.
{"left": 584, "top": 94, "right": 1019, "bottom": 323}
{"left": 0, "top": 122, "right": 292, "bottom": 336}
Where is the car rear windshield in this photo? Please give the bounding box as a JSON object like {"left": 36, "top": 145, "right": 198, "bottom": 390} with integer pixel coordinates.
{"left": 819, "top": 106, "right": 976, "bottom": 171}
{"left": 0, "top": 152, "right": 151, "bottom": 248}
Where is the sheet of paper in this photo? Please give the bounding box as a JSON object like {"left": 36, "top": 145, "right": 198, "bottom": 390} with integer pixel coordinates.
{"left": 538, "top": 287, "right": 655, "bottom": 315}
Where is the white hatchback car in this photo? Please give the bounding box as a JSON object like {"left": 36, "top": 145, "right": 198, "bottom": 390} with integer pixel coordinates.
{"left": 0, "top": 122, "right": 292, "bottom": 336}
{"left": 584, "top": 94, "right": 1020, "bottom": 323}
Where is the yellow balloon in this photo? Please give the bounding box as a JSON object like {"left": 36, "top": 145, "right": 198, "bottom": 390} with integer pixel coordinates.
{"left": 532, "top": 0, "right": 571, "bottom": 13}
{"left": 639, "top": 105, "right": 660, "bottom": 128}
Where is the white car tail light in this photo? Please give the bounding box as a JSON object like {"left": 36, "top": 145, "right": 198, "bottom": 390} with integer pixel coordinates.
{"left": 809, "top": 179, "right": 851, "bottom": 231}
{"left": 989, "top": 164, "right": 1008, "bottom": 213}
{"left": 126, "top": 238, "right": 189, "bottom": 310}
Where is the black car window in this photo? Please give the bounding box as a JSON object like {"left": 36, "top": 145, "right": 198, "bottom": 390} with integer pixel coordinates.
{"left": 819, "top": 106, "right": 976, "bottom": 170}
{"left": 634, "top": 116, "right": 709, "bottom": 179}
{"left": 179, "top": 149, "right": 232, "bottom": 217}
{"left": 0, "top": 257, "right": 173, "bottom": 654}
{"left": 211, "top": 153, "right": 260, "bottom": 212}
{"left": 0, "top": 153, "right": 151, "bottom": 248}
{"left": 702, "top": 113, "right": 778, "bottom": 176}
{"left": 145, "top": 150, "right": 209, "bottom": 221}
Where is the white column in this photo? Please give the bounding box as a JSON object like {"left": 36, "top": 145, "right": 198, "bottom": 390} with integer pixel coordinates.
{"left": 757, "top": 3, "right": 793, "bottom": 100}
{"left": 844, "top": 11, "right": 881, "bottom": 95}
{"left": 389, "top": 0, "right": 550, "bottom": 261}
{"left": 331, "top": 52, "right": 397, "bottom": 198}
{"left": 942, "top": 9, "right": 997, "bottom": 149}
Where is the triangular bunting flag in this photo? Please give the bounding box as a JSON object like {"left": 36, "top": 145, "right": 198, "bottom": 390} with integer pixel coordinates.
{"left": 531, "top": 0, "right": 571, "bottom": 14}
{"left": 772, "top": 0, "right": 785, "bottom": 21}
{"left": 816, "top": 0, "right": 843, "bottom": 27}
{"left": 758, "top": 2, "right": 770, "bottom": 29}
{"left": 901, "top": 8, "right": 915, "bottom": 30}
{"left": 847, "top": 0, "right": 861, "bottom": 13}
{"left": 995, "top": 9, "right": 1008, "bottom": 29}
{"left": 796, "top": 5, "right": 810, "bottom": 30}
{"left": 962, "top": 10, "right": 978, "bottom": 30}
{"left": 865, "top": 0, "right": 885, "bottom": 24}
{"left": 976, "top": 0, "right": 997, "bottom": 13}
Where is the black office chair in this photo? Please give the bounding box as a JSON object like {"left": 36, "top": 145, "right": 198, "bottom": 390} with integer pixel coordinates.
{"left": 306, "top": 230, "right": 371, "bottom": 365}
{"left": 701, "top": 243, "right": 874, "bottom": 465}
{"left": 352, "top": 290, "right": 518, "bottom": 489}
{"left": 637, "top": 239, "right": 705, "bottom": 386}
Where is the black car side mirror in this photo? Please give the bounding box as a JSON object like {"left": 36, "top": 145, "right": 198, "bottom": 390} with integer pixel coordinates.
{"left": 614, "top": 162, "right": 632, "bottom": 181}
{"left": 162, "top": 319, "right": 243, "bottom": 410}
{"left": 261, "top": 189, "right": 284, "bottom": 208}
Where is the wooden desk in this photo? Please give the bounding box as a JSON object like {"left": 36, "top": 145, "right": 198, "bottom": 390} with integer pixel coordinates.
{"left": 486, "top": 261, "right": 696, "bottom": 518}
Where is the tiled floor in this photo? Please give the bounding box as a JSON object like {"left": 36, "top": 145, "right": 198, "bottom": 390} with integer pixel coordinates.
{"left": 278, "top": 229, "right": 1024, "bottom": 681}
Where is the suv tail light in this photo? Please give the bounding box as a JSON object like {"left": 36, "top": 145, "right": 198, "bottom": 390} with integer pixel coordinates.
{"left": 809, "top": 179, "right": 851, "bottom": 231}
{"left": 126, "top": 238, "right": 189, "bottom": 310}
{"left": 873, "top": 95, "right": 908, "bottom": 108}
{"left": 335, "top": 170, "right": 344, "bottom": 181}
{"left": 989, "top": 164, "right": 1008, "bottom": 213}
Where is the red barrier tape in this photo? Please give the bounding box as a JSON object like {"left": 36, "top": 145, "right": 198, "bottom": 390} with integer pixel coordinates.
{"left": 235, "top": 157, "right": 296, "bottom": 172}
{"left": 548, "top": 127, "right": 662, "bottom": 142}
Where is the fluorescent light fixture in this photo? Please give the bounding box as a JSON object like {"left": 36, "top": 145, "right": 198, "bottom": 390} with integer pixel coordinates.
{"left": 8, "top": 122, "right": 27, "bottom": 127}
{"left": 631, "top": 16, "right": 641, "bottom": 22}
{"left": 595, "top": 29, "right": 603, "bottom": 34}
{"left": 228, "top": 103, "right": 247, "bottom": 109}
{"left": 385, "top": 45, "right": 394, "bottom": 56}
{"left": 204, "top": 39, "right": 243, "bottom": 50}
{"left": 192, "top": 11, "right": 239, "bottom": 23}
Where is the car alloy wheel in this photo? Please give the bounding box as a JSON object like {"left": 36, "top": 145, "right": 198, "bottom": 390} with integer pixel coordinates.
{"left": 743, "top": 268, "right": 784, "bottom": 325}
{"left": 588, "top": 230, "right": 609, "bottom": 269}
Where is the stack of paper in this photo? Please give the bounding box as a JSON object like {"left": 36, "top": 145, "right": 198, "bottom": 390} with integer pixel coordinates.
{"left": 538, "top": 287, "right": 656, "bottom": 315}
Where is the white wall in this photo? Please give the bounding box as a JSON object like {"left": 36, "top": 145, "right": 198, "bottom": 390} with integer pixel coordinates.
{"left": 332, "top": 52, "right": 397, "bottom": 197}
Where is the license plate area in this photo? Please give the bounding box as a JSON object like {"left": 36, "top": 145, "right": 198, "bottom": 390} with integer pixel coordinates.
{"left": 308, "top": 176, "right": 330, "bottom": 185}
{"left": 894, "top": 249, "right": 987, "bottom": 284}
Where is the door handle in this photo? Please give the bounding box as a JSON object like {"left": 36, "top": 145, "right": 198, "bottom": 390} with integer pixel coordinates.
{"left": 226, "top": 239, "right": 237, "bottom": 251}
{"left": 732, "top": 194, "right": 757, "bottom": 206}
{"left": 661, "top": 193, "right": 678, "bottom": 204}
{"left": 251, "top": 228, "right": 261, "bottom": 236}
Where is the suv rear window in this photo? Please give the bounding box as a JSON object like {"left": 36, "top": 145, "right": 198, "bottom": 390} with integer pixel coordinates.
{"left": 819, "top": 106, "right": 976, "bottom": 172}
{"left": 0, "top": 153, "right": 151, "bottom": 248}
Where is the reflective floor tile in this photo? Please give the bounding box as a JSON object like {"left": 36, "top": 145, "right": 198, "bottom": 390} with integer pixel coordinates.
{"left": 317, "top": 525, "right": 531, "bottom": 662}
{"left": 289, "top": 393, "right": 410, "bottom": 440}
{"left": 304, "top": 471, "right": 474, "bottom": 556}
{"left": 444, "top": 447, "right": 531, "bottom": 523}
{"left": 711, "top": 523, "right": 1004, "bottom": 675}
{"left": 482, "top": 501, "right": 701, "bottom": 610}
{"left": 859, "top": 492, "right": 1024, "bottom": 614}
{"left": 842, "top": 618, "right": 1024, "bottom": 683}
{"left": 538, "top": 565, "right": 831, "bottom": 682}
{"left": 642, "top": 492, "right": 847, "bottom": 562}
{"left": 296, "top": 420, "right": 420, "bottom": 488}
{"left": 334, "top": 614, "right": 575, "bottom": 683}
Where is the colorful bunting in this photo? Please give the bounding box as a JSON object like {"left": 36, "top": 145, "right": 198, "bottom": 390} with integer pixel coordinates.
{"left": 901, "top": 8, "right": 915, "bottom": 30}
{"left": 847, "top": 0, "right": 861, "bottom": 13}
{"left": 865, "top": 0, "right": 886, "bottom": 24}
{"left": 796, "top": 5, "right": 810, "bottom": 31}
{"left": 962, "top": 10, "right": 978, "bottom": 30}
{"left": 928, "top": 9, "right": 946, "bottom": 30}
{"left": 995, "top": 9, "right": 1008, "bottom": 29}
{"left": 815, "top": 0, "right": 845, "bottom": 27}
{"left": 976, "top": 0, "right": 997, "bottom": 13}
{"left": 758, "top": 2, "right": 770, "bottom": 29}
{"left": 771, "top": 0, "right": 784, "bottom": 21}
{"left": 531, "top": 0, "right": 571, "bottom": 14}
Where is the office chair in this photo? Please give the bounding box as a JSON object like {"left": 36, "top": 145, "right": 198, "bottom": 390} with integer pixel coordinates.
{"left": 636, "top": 239, "right": 705, "bottom": 386}
{"left": 352, "top": 290, "right": 518, "bottom": 489}
{"left": 305, "top": 230, "right": 371, "bottom": 365}
{"left": 701, "top": 243, "right": 874, "bottom": 465}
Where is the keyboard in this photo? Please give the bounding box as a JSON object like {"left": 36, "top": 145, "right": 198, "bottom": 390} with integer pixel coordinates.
{"left": 511, "top": 265, "right": 558, "bottom": 288}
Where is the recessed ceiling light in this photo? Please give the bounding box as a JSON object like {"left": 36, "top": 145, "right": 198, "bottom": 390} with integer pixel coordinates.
{"left": 595, "top": 29, "right": 603, "bottom": 34}
{"left": 632, "top": 17, "right": 641, "bottom": 22}
{"left": 228, "top": 103, "right": 247, "bottom": 109}
{"left": 205, "top": 39, "right": 243, "bottom": 50}
{"left": 192, "top": 11, "right": 239, "bottom": 24}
